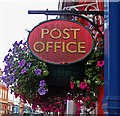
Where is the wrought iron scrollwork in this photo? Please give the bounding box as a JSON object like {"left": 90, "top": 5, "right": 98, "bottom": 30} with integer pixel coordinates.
{"left": 62, "top": 2, "right": 104, "bottom": 38}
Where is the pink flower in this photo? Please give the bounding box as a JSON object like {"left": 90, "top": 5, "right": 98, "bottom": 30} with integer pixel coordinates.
{"left": 32, "top": 103, "right": 37, "bottom": 110}
{"left": 80, "top": 82, "right": 87, "bottom": 90}
{"left": 81, "top": 97, "right": 85, "bottom": 101}
{"left": 86, "top": 86, "right": 90, "bottom": 92}
{"left": 20, "top": 95, "right": 25, "bottom": 99}
{"left": 55, "top": 102, "right": 61, "bottom": 105}
{"left": 76, "top": 101, "right": 81, "bottom": 110}
{"left": 97, "top": 61, "right": 104, "bottom": 67}
{"left": 70, "top": 81, "right": 74, "bottom": 89}
{"left": 14, "top": 93, "right": 19, "bottom": 98}
{"left": 86, "top": 96, "right": 90, "bottom": 101}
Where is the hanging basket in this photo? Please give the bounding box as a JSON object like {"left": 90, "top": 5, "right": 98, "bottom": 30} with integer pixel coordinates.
{"left": 46, "top": 61, "right": 85, "bottom": 86}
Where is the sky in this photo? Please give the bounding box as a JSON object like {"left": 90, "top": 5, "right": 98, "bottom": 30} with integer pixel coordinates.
{"left": 0, "top": 0, "right": 59, "bottom": 70}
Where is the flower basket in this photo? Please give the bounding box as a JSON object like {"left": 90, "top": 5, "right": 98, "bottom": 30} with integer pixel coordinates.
{"left": 46, "top": 61, "right": 85, "bottom": 86}
{"left": 1, "top": 33, "right": 104, "bottom": 114}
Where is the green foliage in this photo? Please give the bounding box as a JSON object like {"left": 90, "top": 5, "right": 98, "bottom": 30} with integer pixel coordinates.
{"left": 2, "top": 40, "right": 49, "bottom": 105}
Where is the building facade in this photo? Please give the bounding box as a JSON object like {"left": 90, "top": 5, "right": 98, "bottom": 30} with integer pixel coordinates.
{"left": 0, "top": 82, "right": 8, "bottom": 115}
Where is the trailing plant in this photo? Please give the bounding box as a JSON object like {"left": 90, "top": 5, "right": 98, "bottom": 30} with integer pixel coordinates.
{"left": 1, "top": 40, "right": 49, "bottom": 107}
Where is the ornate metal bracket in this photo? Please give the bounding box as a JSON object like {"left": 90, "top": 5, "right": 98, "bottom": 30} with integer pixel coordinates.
{"left": 28, "top": 10, "right": 104, "bottom": 38}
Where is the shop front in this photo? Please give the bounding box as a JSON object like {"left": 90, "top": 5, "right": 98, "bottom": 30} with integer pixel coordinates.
{"left": 0, "top": 1, "right": 120, "bottom": 115}
{"left": 8, "top": 101, "right": 14, "bottom": 114}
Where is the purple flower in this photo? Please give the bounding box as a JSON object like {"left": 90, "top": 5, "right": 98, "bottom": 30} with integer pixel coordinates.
{"left": 2, "top": 76, "right": 7, "bottom": 80}
{"left": 8, "top": 63, "right": 12, "bottom": 67}
{"left": 4, "top": 66, "right": 9, "bottom": 74}
{"left": 5, "top": 81, "right": 11, "bottom": 86}
{"left": 4, "top": 54, "right": 9, "bottom": 62}
{"left": 27, "top": 62, "right": 31, "bottom": 67}
{"left": 38, "top": 87, "right": 48, "bottom": 95}
{"left": 22, "top": 46, "right": 27, "bottom": 51}
{"left": 34, "top": 68, "right": 42, "bottom": 76}
{"left": 13, "top": 70, "right": 16, "bottom": 74}
{"left": 21, "top": 67, "right": 27, "bottom": 74}
{"left": 39, "top": 80, "right": 45, "bottom": 87}
{"left": 18, "top": 40, "right": 22, "bottom": 45}
{"left": 2, "top": 77, "right": 11, "bottom": 86}
{"left": 18, "top": 59, "right": 26, "bottom": 67}
{"left": 10, "top": 75, "right": 15, "bottom": 83}
{"left": 23, "top": 42, "right": 27, "bottom": 45}
{"left": 8, "top": 49, "right": 12, "bottom": 52}
{"left": 12, "top": 47, "right": 17, "bottom": 54}
{"left": 2, "top": 75, "right": 15, "bottom": 86}
{"left": 13, "top": 41, "right": 18, "bottom": 47}
{"left": 10, "top": 89, "right": 13, "bottom": 94}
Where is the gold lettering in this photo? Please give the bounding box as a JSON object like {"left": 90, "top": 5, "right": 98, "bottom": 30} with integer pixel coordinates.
{"left": 66, "top": 42, "right": 76, "bottom": 53}
{"left": 41, "top": 28, "right": 49, "bottom": 38}
{"left": 50, "top": 28, "right": 61, "bottom": 39}
{"left": 54, "top": 42, "right": 61, "bottom": 52}
{"left": 62, "top": 42, "right": 65, "bottom": 53}
{"left": 70, "top": 29, "right": 80, "bottom": 39}
{"left": 63, "top": 28, "right": 70, "bottom": 39}
{"left": 46, "top": 42, "right": 53, "bottom": 52}
{"left": 33, "top": 42, "right": 45, "bottom": 52}
{"left": 78, "top": 42, "right": 86, "bottom": 53}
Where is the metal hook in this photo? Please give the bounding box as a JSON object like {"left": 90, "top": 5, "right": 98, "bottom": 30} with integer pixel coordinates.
{"left": 46, "top": 9, "right": 48, "bottom": 20}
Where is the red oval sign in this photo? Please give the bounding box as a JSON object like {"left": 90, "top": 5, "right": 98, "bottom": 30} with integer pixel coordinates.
{"left": 28, "top": 19, "right": 93, "bottom": 64}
